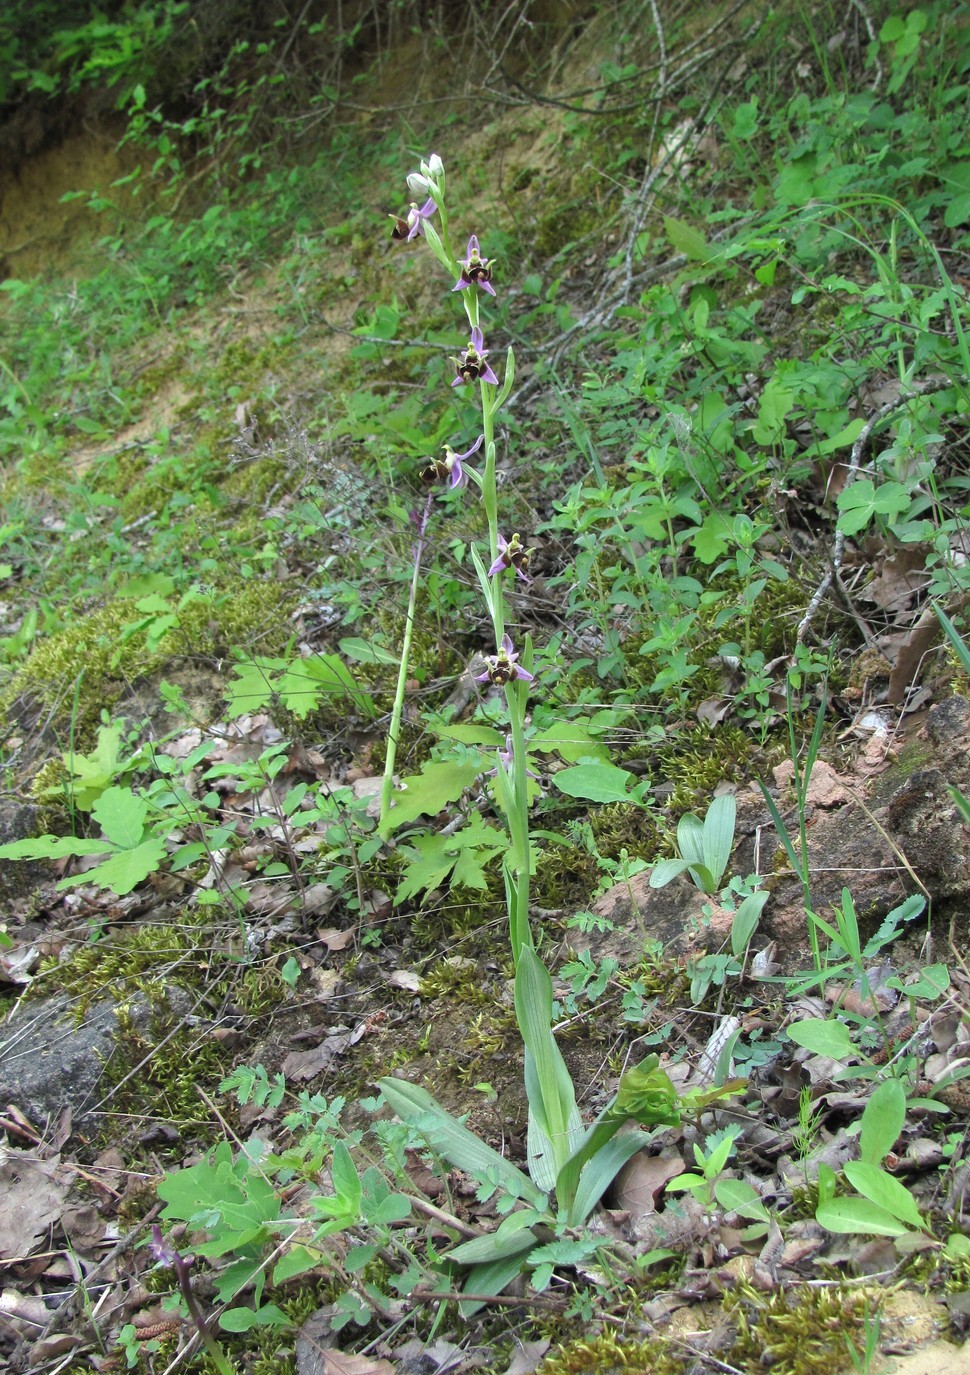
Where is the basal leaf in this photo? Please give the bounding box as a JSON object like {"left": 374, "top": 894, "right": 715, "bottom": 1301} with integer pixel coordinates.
{"left": 56, "top": 838, "right": 168, "bottom": 896}
{"left": 859, "top": 1079, "right": 906, "bottom": 1165}
{"left": 844, "top": 1161, "right": 926, "bottom": 1230}
{"left": 816, "top": 1196, "right": 910, "bottom": 1238}
{"left": 786, "top": 1017, "right": 855, "bottom": 1059}
{"left": 551, "top": 762, "right": 640, "bottom": 804}
{"left": 92, "top": 785, "right": 149, "bottom": 849}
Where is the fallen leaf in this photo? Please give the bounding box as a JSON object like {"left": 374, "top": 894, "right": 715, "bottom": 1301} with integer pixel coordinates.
{"left": 611, "top": 1151, "right": 684, "bottom": 1224}
{"left": 386, "top": 969, "right": 421, "bottom": 993}
{"left": 282, "top": 1035, "right": 351, "bottom": 1081}
{"left": 0, "top": 1151, "right": 72, "bottom": 1259}
{"left": 316, "top": 927, "right": 356, "bottom": 951}
{"left": 503, "top": 1339, "right": 551, "bottom": 1374}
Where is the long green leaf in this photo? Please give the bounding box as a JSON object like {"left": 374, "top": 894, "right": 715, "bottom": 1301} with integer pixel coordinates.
{"left": 447, "top": 1225, "right": 538, "bottom": 1267}
{"left": 703, "top": 794, "right": 736, "bottom": 886}
{"left": 568, "top": 1130, "right": 652, "bottom": 1227}
{"left": 378, "top": 1079, "right": 545, "bottom": 1207}
{"left": 844, "top": 1162, "right": 927, "bottom": 1230}
{"left": 514, "top": 949, "right": 582, "bottom": 1179}
{"left": 859, "top": 1079, "right": 906, "bottom": 1165}
{"left": 816, "top": 1197, "right": 910, "bottom": 1238}
{"left": 459, "top": 1250, "right": 533, "bottom": 1318}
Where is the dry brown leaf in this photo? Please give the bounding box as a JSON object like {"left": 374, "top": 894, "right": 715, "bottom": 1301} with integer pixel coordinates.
{"left": 305, "top": 1347, "right": 396, "bottom": 1375}
{"left": 0, "top": 1150, "right": 72, "bottom": 1260}
{"left": 611, "top": 1151, "right": 684, "bottom": 1224}
{"left": 884, "top": 605, "right": 941, "bottom": 706}
{"left": 386, "top": 969, "right": 421, "bottom": 993}
{"left": 316, "top": 927, "right": 356, "bottom": 951}
{"left": 282, "top": 1034, "right": 351, "bottom": 1081}
{"left": 502, "top": 1339, "right": 551, "bottom": 1375}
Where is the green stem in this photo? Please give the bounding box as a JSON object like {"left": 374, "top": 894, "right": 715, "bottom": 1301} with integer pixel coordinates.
{"left": 505, "top": 680, "right": 532, "bottom": 962}
{"left": 380, "top": 494, "right": 434, "bottom": 832}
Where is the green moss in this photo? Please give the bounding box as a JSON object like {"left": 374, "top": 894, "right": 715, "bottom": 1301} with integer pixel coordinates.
{"left": 725, "top": 1280, "right": 868, "bottom": 1375}
{"left": 2, "top": 601, "right": 157, "bottom": 745}
{"left": 106, "top": 999, "right": 231, "bottom": 1141}
{"left": 537, "top": 1331, "right": 685, "bottom": 1375}
{"left": 1, "top": 575, "right": 298, "bottom": 744}
{"left": 420, "top": 957, "right": 494, "bottom": 1005}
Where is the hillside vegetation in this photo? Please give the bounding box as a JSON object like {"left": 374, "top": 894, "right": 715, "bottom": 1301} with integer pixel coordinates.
{"left": 0, "top": 2, "right": 968, "bottom": 1372}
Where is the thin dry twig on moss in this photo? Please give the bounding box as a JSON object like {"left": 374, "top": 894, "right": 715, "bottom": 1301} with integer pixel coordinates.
{"left": 797, "top": 378, "right": 958, "bottom": 643}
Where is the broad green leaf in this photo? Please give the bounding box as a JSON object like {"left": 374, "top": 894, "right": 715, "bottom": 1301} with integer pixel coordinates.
{"left": 279, "top": 653, "right": 375, "bottom": 721}
{"left": 786, "top": 1018, "right": 855, "bottom": 1059}
{"left": 663, "top": 215, "right": 716, "bottom": 262}
{"left": 0, "top": 835, "right": 113, "bottom": 862}
{"left": 676, "top": 813, "right": 705, "bottom": 866}
{"left": 859, "top": 1079, "right": 906, "bottom": 1165}
{"left": 648, "top": 858, "right": 690, "bottom": 888}
{"left": 531, "top": 719, "right": 611, "bottom": 764}
{"left": 56, "top": 839, "right": 168, "bottom": 896}
{"left": 844, "top": 1161, "right": 926, "bottom": 1230}
{"left": 714, "top": 1177, "right": 770, "bottom": 1221}
{"left": 330, "top": 1142, "right": 362, "bottom": 1212}
{"left": 816, "top": 1196, "right": 910, "bottom": 1238}
{"left": 380, "top": 757, "right": 483, "bottom": 832}
{"left": 551, "top": 762, "right": 640, "bottom": 804}
{"left": 836, "top": 478, "right": 911, "bottom": 536}
{"left": 751, "top": 378, "right": 794, "bottom": 444}
{"left": 731, "top": 890, "right": 769, "bottom": 956}
{"left": 338, "top": 636, "right": 398, "bottom": 665}
{"left": 702, "top": 794, "right": 736, "bottom": 886}
{"left": 225, "top": 657, "right": 283, "bottom": 717}
{"left": 219, "top": 1303, "right": 287, "bottom": 1331}
{"left": 811, "top": 417, "right": 867, "bottom": 455}
{"left": 378, "top": 1078, "right": 544, "bottom": 1207}
{"left": 92, "top": 786, "right": 149, "bottom": 850}
{"left": 690, "top": 511, "right": 734, "bottom": 565}
{"left": 272, "top": 1245, "right": 322, "bottom": 1284}
{"left": 887, "top": 963, "right": 950, "bottom": 1000}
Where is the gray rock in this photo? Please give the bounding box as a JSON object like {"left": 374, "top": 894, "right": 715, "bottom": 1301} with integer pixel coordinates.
{"left": 0, "top": 987, "right": 191, "bottom": 1136}
{"left": 0, "top": 800, "right": 53, "bottom": 907}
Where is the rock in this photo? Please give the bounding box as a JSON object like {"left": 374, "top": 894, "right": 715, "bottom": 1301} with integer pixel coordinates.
{"left": 0, "top": 987, "right": 191, "bottom": 1136}
{"left": 0, "top": 800, "right": 53, "bottom": 907}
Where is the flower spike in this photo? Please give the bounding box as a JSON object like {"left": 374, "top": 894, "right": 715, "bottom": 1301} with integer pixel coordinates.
{"left": 453, "top": 325, "right": 499, "bottom": 387}
{"left": 453, "top": 235, "right": 496, "bottom": 296}
{"left": 421, "top": 435, "right": 484, "bottom": 490}
{"left": 488, "top": 532, "right": 533, "bottom": 580}
{"left": 475, "top": 634, "right": 533, "bottom": 687}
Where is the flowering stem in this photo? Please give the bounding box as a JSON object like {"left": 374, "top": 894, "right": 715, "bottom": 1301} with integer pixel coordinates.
{"left": 380, "top": 493, "right": 434, "bottom": 832}
{"left": 505, "top": 683, "right": 532, "bottom": 961}
{"left": 175, "top": 1269, "right": 236, "bottom": 1375}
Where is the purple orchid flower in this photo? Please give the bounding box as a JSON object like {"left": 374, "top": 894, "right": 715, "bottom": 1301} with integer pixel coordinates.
{"left": 489, "top": 733, "right": 539, "bottom": 780}
{"left": 452, "top": 326, "right": 499, "bottom": 387}
{"left": 405, "top": 197, "right": 437, "bottom": 241}
{"left": 475, "top": 634, "right": 534, "bottom": 687}
{"left": 150, "top": 1224, "right": 194, "bottom": 1275}
{"left": 488, "top": 532, "right": 532, "bottom": 580}
{"left": 453, "top": 235, "right": 496, "bottom": 296}
{"left": 421, "top": 434, "right": 483, "bottom": 489}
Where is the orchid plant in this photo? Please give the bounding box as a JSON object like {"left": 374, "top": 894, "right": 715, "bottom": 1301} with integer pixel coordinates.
{"left": 375, "top": 154, "right": 684, "bottom": 1303}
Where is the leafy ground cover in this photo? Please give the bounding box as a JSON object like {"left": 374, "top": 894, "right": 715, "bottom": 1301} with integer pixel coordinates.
{"left": 0, "top": 1, "right": 969, "bottom": 1372}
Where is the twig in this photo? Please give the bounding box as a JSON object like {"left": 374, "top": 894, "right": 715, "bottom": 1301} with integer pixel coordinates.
{"left": 797, "top": 378, "right": 957, "bottom": 643}
{"left": 411, "top": 1286, "right": 566, "bottom": 1310}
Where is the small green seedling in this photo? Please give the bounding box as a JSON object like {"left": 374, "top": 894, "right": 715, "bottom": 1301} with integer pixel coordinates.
{"left": 650, "top": 793, "right": 736, "bottom": 894}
